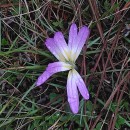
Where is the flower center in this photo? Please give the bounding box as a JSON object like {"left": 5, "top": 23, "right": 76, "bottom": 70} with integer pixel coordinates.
{"left": 66, "top": 61, "right": 77, "bottom": 70}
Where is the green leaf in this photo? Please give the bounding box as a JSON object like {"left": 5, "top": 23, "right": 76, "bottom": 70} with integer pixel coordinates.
{"left": 94, "top": 122, "right": 102, "bottom": 130}
{"left": 96, "top": 122, "right": 102, "bottom": 130}
{"left": 116, "top": 115, "right": 126, "bottom": 129}
{"left": 86, "top": 101, "right": 93, "bottom": 112}
{"left": 2, "top": 38, "right": 8, "bottom": 45}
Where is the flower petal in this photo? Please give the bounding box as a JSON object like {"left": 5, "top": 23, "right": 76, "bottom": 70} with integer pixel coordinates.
{"left": 46, "top": 62, "right": 72, "bottom": 73}
{"left": 45, "top": 38, "right": 66, "bottom": 61}
{"left": 36, "top": 62, "right": 72, "bottom": 86}
{"left": 68, "top": 23, "right": 78, "bottom": 50}
{"left": 36, "top": 71, "right": 52, "bottom": 86}
{"left": 67, "top": 70, "right": 79, "bottom": 114}
{"left": 54, "top": 32, "right": 70, "bottom": 61}
{"left": 73, "top": 69, "right": 89, "bottom": 99}
{"left": 71, "top": 26, "right": 90, "bottom": 61}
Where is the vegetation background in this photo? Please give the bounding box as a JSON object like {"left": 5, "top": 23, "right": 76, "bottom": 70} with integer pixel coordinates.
{"left": 0, "top": 0, "right": 130, "bottom": 130}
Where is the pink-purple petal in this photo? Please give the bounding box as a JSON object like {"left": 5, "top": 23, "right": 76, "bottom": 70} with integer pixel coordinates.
{"left": 67, "top": 70, "right": 79, "bottom": 114}
{"left": 72, "top": 26, "right": 90, "bottom": 61}
{"left": 73, "top": 69, "right": 89, "bottom": 100}
{"left": 45, "top": 38, "right": 66, "bottom": 61}
{"left": 46, "top": 62, "right": 72, "bottom": 73}
{"left": 68, "top": 23, "right": 78, "bottom": 50}
{"left": 36, "top": 62, "right": 72, "bottom": 86}
{"left": 36, "top": 71, "right": 52, "bottom": 86}
{"left": 54, "top": 32, "right": 70, "bottom": 61}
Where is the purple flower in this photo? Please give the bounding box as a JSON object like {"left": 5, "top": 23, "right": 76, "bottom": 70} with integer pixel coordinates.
{"left": 36, "top": 23, "right": 90, "bottom": 114}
